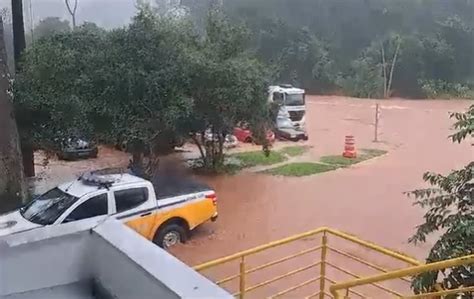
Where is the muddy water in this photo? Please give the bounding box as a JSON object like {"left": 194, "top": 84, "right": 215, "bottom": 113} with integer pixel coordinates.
{"left": 32, "top": 96, "right": 472, "bottom": 295}
{"left": 172, "top": 97, "right": 473, "bottom": 268}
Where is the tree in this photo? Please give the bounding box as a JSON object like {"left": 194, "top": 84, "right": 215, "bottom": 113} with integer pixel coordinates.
{"left": 14, "top": 25, "right": 106, "bottom": 153}
{"left": 185, "top": 7, "right": 270, "bottom": 171}
{"left": 383, "top": 35, "right": 401, "bottom": 98}
{"left": 32, "top": 17, "right": 70, "bottom": 40}
{"left": 0, "top": 16, "right": 26, "bottom": 212}
{"left": 93, "top": 7, "right": 196, "bottom": 172}
{"left": 64, "top": 0, "right": 78, "bottom": 28}
{"left": 407, "top": 104, "right": 473, "bottom": 296}
{"left": 217, "top": 0, "right": 474, "bottom": 98}
{"left": 336, "top": 44, "right": 384, "bottom": 98}
{"left": 14, "top": 8, "right": 195, "bottom": 162}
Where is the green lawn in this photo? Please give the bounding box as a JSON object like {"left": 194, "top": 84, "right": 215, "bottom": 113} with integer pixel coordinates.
{"left": 264, "top": 162, "right": 338, "bottom": 177}
{"left": 279, "top": 145, "right": 310, "bottom": 157}
{"left": 232, "top": 150, "right": 287, "bottom": 168}
{"left": 319, "top": 148, "right": 387, "bottom": 167}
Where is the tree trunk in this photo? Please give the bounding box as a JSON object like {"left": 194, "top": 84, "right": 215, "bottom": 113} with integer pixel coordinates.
{"left": 191, "top": 134, "right": 206, "bottom": 163}
{"left": 65, "top": 0, "right": 78, "bottom": 29}
{"left": 387, "top": 39, "right": 401, "bottom": 98}
{"left": 21, "top": 144, "right": 34, "bottom": 177}
{"left": 0, "top": 16, "right": 27, "bottom": 212}
{"left": 380, "top": 41, "right": 387, "bottom": 98}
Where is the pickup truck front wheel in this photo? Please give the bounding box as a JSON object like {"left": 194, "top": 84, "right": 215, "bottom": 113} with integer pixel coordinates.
{"left": 154, "top": 224, "right": 187, "bottom": 249}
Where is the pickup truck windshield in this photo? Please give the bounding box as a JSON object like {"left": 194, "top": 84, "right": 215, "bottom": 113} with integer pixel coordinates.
{"left": 285, "top": 93, "right": 305, "bottom": 106}
{"left": 20, "top": 188, "right": 79, "bottom": 225}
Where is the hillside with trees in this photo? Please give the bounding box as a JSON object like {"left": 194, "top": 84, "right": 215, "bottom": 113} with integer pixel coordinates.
{"left": 220, "top": 0, "right": 474, "bottom": 98}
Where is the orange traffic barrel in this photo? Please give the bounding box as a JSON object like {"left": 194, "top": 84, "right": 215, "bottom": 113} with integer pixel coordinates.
{"left": 343, "top": 135, "right": 357, "bottom": 158}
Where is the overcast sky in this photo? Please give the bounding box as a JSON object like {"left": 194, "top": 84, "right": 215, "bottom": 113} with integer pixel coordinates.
{"left": 0, "top": 0, "right": 143, "bottom": 29}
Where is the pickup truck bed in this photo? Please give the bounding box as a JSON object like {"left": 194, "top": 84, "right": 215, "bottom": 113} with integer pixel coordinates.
{"left": 150, "top": 175, "right": 212, "bottom": 200}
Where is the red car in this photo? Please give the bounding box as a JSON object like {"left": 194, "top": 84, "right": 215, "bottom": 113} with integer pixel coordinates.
{"left": 234, "top": 123, "right": 275, "bottom": 144}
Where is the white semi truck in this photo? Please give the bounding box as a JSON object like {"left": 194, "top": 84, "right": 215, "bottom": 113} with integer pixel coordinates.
{"left": 268, "top": 84, "right": 306, "bottom": 129}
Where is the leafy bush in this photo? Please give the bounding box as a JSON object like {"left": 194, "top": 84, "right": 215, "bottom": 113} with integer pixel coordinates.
{"left": 419, "top": 79, "right": 474, "bottom": 99}
{"left": 407, "top": 105, "right": 473, "bottom": 295}
{"left": 336, "top": 57, "right": 383, "bottom": 98}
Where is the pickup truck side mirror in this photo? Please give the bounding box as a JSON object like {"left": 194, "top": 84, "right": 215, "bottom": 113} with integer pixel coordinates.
{"left": 63, "top": 217, "right": 76, "bottom": 223}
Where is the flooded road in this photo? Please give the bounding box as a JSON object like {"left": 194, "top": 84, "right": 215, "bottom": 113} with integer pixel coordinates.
{"left": 171, "top": 96, "right": 473, "bottom": 267}
{"left": 33, "top": 96, "right": 472, "bottom": 270}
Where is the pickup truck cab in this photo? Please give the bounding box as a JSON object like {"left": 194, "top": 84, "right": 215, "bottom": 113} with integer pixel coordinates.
{"left": 0, "top": 170, "right": 218, "bottom": 248}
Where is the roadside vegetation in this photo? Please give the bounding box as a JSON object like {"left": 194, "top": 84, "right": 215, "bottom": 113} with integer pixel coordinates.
{"left": 231, "top": 151, "right": 286, "bottom": 168}
{"left": 279, "top": 145, "right": 310, "bottom": 157}
{"left": 227, "top": 145, "right": 310, "bottom": 171}
{"left": 264, "top": 162, "right": 337, "bottom": 177}
{"left": 263, "top": 148, "right": 387, "bottom": 177}
{"left": 320, "top": 149, "right": 387, "bottom": 167}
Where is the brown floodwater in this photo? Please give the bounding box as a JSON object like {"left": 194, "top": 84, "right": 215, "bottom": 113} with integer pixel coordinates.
{"left": 33, "top": 96, "right": 472, "bottom": 295}
{"left": 171, "top": 96, "right": 473, "bottom": 267}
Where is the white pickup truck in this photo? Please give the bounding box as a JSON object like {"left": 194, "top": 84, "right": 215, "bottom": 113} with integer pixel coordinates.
{"left": 0, "top": 170, "right": 218, "bottom": 248}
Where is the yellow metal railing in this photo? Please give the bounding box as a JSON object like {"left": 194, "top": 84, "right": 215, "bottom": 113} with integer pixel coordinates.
{"left": 330, "top": 254, "right": 474, "bottom": 299}
{"left": 194, "top": 227, "right": 473, "bottom": 299}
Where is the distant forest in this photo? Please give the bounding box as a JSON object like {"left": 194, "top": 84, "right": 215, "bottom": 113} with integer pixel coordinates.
{"left": 2, "top": 0, "right": 474, "bottom": 98}
{"left": 215, "top": 0, "right": 474, "bottom": 98}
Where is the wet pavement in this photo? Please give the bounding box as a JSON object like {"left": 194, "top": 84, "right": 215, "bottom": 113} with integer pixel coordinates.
{"left": 33, "top": 96, "right": 472, "bottom": 270}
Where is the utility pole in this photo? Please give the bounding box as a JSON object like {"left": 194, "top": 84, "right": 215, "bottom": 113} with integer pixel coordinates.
{"left": 11, "top": 0, "right": 34, "bottom": 178}
{"left": 11, "top": 0, "right": 26, "bottom": 66}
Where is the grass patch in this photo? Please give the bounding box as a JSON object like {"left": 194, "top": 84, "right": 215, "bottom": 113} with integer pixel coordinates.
{"left": 360, "top": 148, "right": 387, "bottom": 157}
{"left": 264, "top": 162, "right": 338, "bottom": 177}
{"left": 187, "top": 158, "right": 243, "bottom": 175}
{"left": 279, "top": 145, "right": 309, "bottom": 157}
{"left": 319, "top": 148, "right": 387, "bottom": 167}
{"left": 232, "top": 150, "right": 286, "bottom": 168}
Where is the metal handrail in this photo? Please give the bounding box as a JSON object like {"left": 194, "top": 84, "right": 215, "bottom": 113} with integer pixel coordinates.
{"left": 194, "top": 227, "right": 328, "bottom": 271}
{"left": 194, "top": 227, "right": 472, "bottom": 299}
{"left": 216, "top": 245, "right": 322, "bottom": 285}
{"left": 329, "top": 254, "right": 474, "bottom": 298}
{"left": 323, "top": 228, "right": 420, "bottom": 266}
{"left": 327, "top": 246, "right": 412, "bottom": 283}
{"left": 195, "top": 227, "right": 418, "bottom": 271}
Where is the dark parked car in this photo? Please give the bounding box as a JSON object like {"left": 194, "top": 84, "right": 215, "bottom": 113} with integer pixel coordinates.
{"left": 58, "top": 138, "right": 98, "bottom": 161}
{"left": 275, "top": 117, "right": 308, "bottom": 141}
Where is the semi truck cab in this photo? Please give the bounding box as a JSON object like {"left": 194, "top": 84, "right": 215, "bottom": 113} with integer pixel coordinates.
{"left": 268, "top": 84, "right": 307, "bottom": 129}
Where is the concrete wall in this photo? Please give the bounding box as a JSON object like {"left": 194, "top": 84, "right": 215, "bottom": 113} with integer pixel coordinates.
{"left": 0, "top": 218, "right": 231, "bottom": 299}
{"left": 91, "top": 224, "right": 179, "bottom": 299}
{"left": 0, "top": 219, "right": 99, "bottom": 296}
